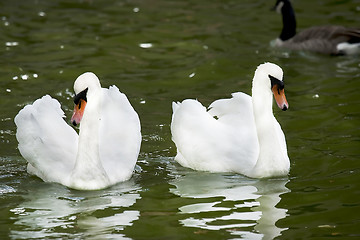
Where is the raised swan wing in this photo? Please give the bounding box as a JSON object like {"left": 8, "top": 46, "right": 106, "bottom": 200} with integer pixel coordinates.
{"left": 99, "top": 86, "right": 141, "bottom": 184}
{"left": 14, "top": 95, "right": 78, "bottom": 184}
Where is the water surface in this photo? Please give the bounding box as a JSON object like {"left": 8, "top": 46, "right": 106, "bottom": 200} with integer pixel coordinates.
{"left": 0, "top": 0, "right": 359, "bottom": 239}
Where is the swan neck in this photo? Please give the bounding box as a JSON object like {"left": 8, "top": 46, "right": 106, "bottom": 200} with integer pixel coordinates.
{"left": 70, "top": 89, "right": 110, "bottom": 188}
{"left": 78, "top": 92, "right": 101, "bottom": 159}
{"left": 280, "top": 1, "right": 296, "bottom": 41}
{"left": 251, "top": 73, "right": 288, "bottom": 178}
{"left": 252, "top": 75, "right": 273, "bottom": 120}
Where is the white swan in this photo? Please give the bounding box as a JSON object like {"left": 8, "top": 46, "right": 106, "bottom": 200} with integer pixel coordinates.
{"left": 14, "top": 72, "right": 141, "bottom": 190}
{"left": 272, "top": 0, "right": 360, "bottom": 55}
{"left": 171, "top": 63, "right": 290, "bottom": 178}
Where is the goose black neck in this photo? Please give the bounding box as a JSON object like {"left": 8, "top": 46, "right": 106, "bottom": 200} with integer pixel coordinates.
{"left": 280, "top": 0, "right": 296, "bottom": 41}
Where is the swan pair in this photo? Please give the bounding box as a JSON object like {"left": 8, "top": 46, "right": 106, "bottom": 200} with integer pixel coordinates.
{"left": 15, "top": 62, "right": 290, "bottom": 190}
{"left": 273, "top": 0, "right": 360, "bottom": 55}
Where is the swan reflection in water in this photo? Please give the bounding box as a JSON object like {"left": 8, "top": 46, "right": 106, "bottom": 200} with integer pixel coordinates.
{"left": 170, "top": 170, "right": 289, "bottom": 240}
{"left": 9, "top": 179, "right": 140, "bottom": 239}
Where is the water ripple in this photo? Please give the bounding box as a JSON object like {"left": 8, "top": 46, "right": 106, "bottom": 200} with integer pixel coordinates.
{"left": 169, "top": 169, "right": 289, "bottom": 239}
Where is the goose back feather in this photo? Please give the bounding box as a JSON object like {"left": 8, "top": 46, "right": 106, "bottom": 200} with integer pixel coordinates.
{"left": 273, "top": 0, "right": 360, "bottom": 55}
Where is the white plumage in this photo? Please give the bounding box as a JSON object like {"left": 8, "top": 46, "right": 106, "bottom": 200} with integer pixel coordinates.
{"left": 171, "top": 63, "right": 290, "bottom": 178}
{"left": 15, "top": 72, "right": 141, "bottom": 190}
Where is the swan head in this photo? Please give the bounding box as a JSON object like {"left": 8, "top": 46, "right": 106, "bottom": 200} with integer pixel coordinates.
{"left": 71, "top": 72, "right": 101, "bottom": 126}
{"left": 254, "top": 62, "right": 289, "bottom": 111}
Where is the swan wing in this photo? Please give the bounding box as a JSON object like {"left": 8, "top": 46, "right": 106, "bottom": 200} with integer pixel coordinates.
{"left": 209, "top": 92, "right": 255, "bottom": 125}
{"left": 99, "top": 86, "right": 141, "bottom": 184}
{"left": 14, "top": 95, "right": 78, "bottom": 184}
{"left": 171, "top": 93, "right": 258, "bottom": 175}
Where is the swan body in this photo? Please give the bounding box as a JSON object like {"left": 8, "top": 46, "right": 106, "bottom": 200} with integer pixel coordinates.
{"left": 272, "top": 0, "right": 360, "bottom": 55}
{"left": 15, "top": 72, "right": 141, "bottom": 190}
{"left": 171, "top": 63, "right": 290, "bottom": 178}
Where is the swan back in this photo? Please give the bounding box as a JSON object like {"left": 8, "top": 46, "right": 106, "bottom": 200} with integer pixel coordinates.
{"left": 171, "top": 94, "right": 259, "bottom": 176}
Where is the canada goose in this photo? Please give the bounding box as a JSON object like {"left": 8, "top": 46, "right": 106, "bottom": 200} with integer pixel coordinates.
{"left": 272, "top": 0, "right": 360, "bottom": 55}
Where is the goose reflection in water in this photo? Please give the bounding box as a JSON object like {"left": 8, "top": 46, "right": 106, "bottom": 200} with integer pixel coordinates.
{"left": 170, "top": 171, "right": 289, "bottom": 240}
{"left": 9, "top": 179, "right": 140, "bottom": 239}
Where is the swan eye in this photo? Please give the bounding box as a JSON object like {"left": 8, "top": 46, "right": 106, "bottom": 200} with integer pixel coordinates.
{"left": 269, "top": 75, "right": 284, "bottom": 91}
{"left": 74, "top": 88, "right": 88, "bottom": 105}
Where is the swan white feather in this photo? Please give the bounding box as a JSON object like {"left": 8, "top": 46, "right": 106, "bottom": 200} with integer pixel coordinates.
{"left": 15, "top": 72, "right": 141, "bottom": 190}
{"left": 171, "top": 63, "right": 290, "bottom": 178}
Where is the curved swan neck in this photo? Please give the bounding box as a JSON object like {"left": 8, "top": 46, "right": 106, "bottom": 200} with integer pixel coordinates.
{"left": 78, "top": 89, "right": 101, "bottom": 157}
{"left": 252, "top": 71, "right": 274, "bottom": 120}
{"left": 250, "top": 68, "right": 288, "bottom": 178}
{"left": 70, "top": 89, "right": 110, "bottom": 189}
{"left": 280, "top": 0, "right": 296, "bottom": 41}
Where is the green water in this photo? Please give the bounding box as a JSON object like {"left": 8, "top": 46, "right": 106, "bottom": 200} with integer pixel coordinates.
{"left": 0, "top": 0, "right": 359, "bottom": 239}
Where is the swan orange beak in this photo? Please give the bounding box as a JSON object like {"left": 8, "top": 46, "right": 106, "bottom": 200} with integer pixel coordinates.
{"left": 71, "top": 99, "right": 86, "bottom": 126}
{"left": 272, "top": 85, "right": 289, "bottom": 111}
